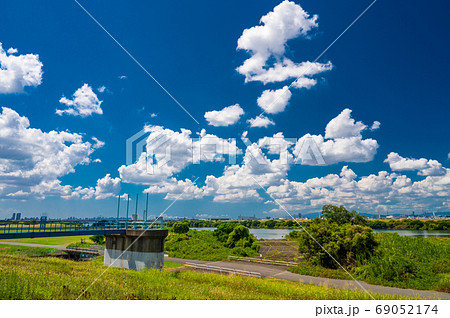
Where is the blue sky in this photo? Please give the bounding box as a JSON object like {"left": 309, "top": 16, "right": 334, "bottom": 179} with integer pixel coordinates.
{"left": 0, "top": 0, "right": 449, "bottom": 219}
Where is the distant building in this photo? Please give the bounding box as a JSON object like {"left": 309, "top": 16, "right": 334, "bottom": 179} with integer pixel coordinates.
{"left": 209, "top": 217, "right": 230, "bottom": 221}
{"left": 238, "top": 214, "right": 258, "bottom": 221}
{"left": 15, "top": 213, "right": 21, "bottom": 221}
{"left": 11, "top": 213, "right": 16, "bottom": 221}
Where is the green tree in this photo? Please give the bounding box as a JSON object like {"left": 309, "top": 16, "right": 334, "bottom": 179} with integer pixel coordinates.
{"left": 321, "top": 205, "right": 368, "bottom": 226}
{"left": 171, "top": 221, "right": 189, "bottom": 234}
{"left": 90, "top": 235, "right": 105, "bottom": 245}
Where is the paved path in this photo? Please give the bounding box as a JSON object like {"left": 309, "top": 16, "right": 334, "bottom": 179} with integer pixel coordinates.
{"left": 166, "top": 256, "right": 450, "bottom": 300}
{"left": 1, "top": 241, "right": 448, "bottom": 299}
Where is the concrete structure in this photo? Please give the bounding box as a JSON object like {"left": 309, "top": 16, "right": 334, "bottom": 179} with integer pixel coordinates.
{"left": 104, "top": 229, "right": 168, "bottom": 271}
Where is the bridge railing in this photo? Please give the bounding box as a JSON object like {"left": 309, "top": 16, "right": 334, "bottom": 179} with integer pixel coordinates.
{"left": 0, "top": 219, "right": 165, "bottom": 235}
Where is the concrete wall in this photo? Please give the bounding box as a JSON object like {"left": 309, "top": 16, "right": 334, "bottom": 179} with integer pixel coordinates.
{"left": 104, "top": 229, "right": 168, "bottom": 271}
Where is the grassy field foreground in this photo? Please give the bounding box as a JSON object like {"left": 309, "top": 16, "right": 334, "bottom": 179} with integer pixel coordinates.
{"left": 0, "top": 246, "right": 409, "bottom": 300}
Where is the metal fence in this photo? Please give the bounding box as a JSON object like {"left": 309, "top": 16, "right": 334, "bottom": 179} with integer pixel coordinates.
{"left": 185, "top": 262, "right": 261, "bottom": 277}
{"left": 228, "top": 255, "right": 299, "bottom": 267}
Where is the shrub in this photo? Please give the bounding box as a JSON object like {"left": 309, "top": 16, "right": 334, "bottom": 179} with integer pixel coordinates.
{"left": 164, "top": 230, "right": 258, "bottom": 260}
{"left": 231, "top": 246, "right": 258, "bottom": 257}
{"left": 89, "top": 235, "right": 105, "bottom": 245}
{"left": 286, "top": 230, "right": 302, "bottom": 240}
{"left": 297, "top": 220, "right": 377, "bottom": 268}
{"left": 213, "top": 222, "right": 239, "bottom": 242}
{"left": 226, "top": 226, "right": 251, "bottom": 247}
{"left": 171, "top": 221, "right": 189, "bottom": 234}
{"left": 436, "top": 274, "right": 450, "bottom": 293}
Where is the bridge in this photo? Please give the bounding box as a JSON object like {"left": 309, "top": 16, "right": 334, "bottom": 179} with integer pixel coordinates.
{"left": 0, "top": 219, "right": 168, "bottom": 271}
{"left": 0, "top": 219, "right": 164, "bottom": 239}
{"left": 0, "top": 193, "right": 163, "bottom": 240}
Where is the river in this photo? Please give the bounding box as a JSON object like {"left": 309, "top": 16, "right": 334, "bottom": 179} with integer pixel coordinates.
{"left": 191, "top": 227, "right": 450, "bottom": 240}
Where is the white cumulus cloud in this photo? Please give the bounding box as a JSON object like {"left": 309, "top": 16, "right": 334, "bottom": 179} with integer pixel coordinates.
{"left": 0, "top": 107, "right": 100, "bottom": 199}
{"left": 118, "top": 126, "right": 241, "bottom": 185}
{"left": 95, "top": 174, "right": 121, "bottom": 199}
{"left": 257, "top": 86, "right": 292, "bottom": 114}
{"left": 267, "top": 166, "right": 450, "bottom": 215}
{"left": 384, "top": 152, "right": 446, "bottom": 176}
{"left": 295, "top": 109, "right": 378, "bottom": 165}
{"left": 247, "top": 115, "right": 275, "bottom": 128}
{"left": 0, "top": 42, "right": 43, "bottom": 94}
{"left": 236, "top": 1, "right": 332, "bottom": 86}
{"left": 325, "top": 108, "right": 367, "bottom": 139}
{"left": 204, "top": 104, "right": 244, "bottom": 127}
{"left": 56, "top": 84, "right": 103, "bottom": 117}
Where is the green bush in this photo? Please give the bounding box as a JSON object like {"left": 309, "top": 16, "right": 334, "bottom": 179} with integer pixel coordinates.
{"left": 231, "top": 246, "right": 259, "bottom": 257}
{"left": 436, "top": 274, "right": 450, "bottom": 293}
{"left": 286, "top": 230, "right": 303, "bottom": 240}
{"left": 89, "top": 235, "right": 105, "bottom": 245}
{"left": 297, "top": 221, "right": 377, "bottom": 268}
{"left": 67, "top": 238, "right": 91, "bottom": 248}
{"left": 213, "top": 222, "right": 239, "bottom": 242}
{"left": 226, "top": 225, "right": 255, "bottom": 248}
{"left": 166, "top": 228, "right": 259, "bottom": 261}
{"left": 171, "top": 221, "right": 189, "bottom": 234}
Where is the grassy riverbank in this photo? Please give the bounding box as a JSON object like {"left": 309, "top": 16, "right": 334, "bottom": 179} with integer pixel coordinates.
{"left": 289, "top": 233, "right": 450, "bottom": 292}
{"left": 165, "top": 229, "right": 259, "bottom": 261}
{"left": 0, "top": 245, "right": 410, "bottom": 300}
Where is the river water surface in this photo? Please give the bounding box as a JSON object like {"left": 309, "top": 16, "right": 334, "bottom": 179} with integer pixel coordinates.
{"left": 191, "top": 227, "right": 450, "bottom": 240}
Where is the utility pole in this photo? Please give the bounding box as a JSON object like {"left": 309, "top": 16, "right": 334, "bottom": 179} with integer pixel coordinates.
{"left": 134, "top": 193, "right": 139, "bottom": 229}
{"left": 116, "top": 194, "right": 121, "bottom": 229}
{"left": 144, "top": 193, "right": 149, "bottom": 229}
{"left": 125, "top": 194, "right": 130, "bottom": 229}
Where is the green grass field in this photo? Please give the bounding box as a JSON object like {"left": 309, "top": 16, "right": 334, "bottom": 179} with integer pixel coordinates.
{"left": 164, "top": 262, "right": 184, "bottom": 269}
{"left": 0, "top": 235, "right": 93, "bottom": 246}
{"left": 0, "top": 245, "right": 411, "bottom": 300}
